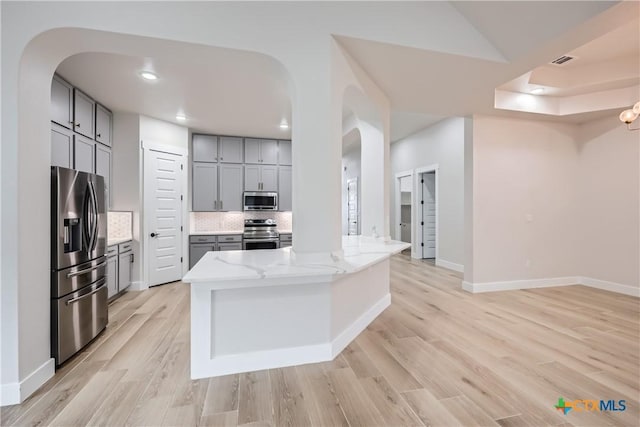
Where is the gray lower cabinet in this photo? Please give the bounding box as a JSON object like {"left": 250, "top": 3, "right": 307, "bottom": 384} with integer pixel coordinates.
{"left": 190, "top": 234, "right": 243, "bottom": 268}
{"left": 190, "top": 243, "right": 215, "bottom": 269}
{"left": 107, "top": 242, "right": 132, "bottom": 301}
{"left": 118, "top": 250, "right": 133, "bottom": 293}
{"left": 51, "top": 123, "right": 73, "bottom": 169}
{"left": 74, "top": 134, "right": 95, "bottom": 173}
{"left": 278, "top": 166, "right": 292, "bottom": 211}
{"left": 106, "top": 248, "right": 118, "bottom": 299}
{"left": 279, "top": 233, "right": 292, "bottom": 248}
{"left": 218, "top": 242, "right": 242, "bottom": 251}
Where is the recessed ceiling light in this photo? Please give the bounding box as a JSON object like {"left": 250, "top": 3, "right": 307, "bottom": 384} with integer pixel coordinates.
{"left": 176, "top": 114, "right": 187, "bottom": 121}
{"left": 530, "top": 87, "right": 544, "bottom": 95}
{"left": 279, "top": 119, "right": 289, "bottom": 129}
{"left": 140, "top": 71, "right": 158, "bottom": 81}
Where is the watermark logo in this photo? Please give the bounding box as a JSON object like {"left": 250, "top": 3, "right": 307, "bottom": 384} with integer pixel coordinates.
{"left": 554, "top": 397, "right": 626, "bottom": 415}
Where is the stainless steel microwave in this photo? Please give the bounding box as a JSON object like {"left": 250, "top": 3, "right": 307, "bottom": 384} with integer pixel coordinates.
{"left": 243, "top": 192, "right": 278, "bottom": 211}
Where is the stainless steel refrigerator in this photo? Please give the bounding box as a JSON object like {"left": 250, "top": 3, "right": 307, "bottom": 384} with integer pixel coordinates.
{"left": 51, "top": 166, "right": 108, "bottom": 365}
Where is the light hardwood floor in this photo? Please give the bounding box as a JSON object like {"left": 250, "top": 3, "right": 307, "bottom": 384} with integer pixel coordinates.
{"left": 2, "top": 253, "right": 639, "bottom": 426}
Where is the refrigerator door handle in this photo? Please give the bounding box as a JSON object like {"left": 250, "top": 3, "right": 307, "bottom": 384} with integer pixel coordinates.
{"left": 66, "top": 260, "right": 107, "bottom": 278}
{"left": 82, "top": 185, "right": 92, "bottom": 250}
{"left": 88, "top": 180, "right": 99, "bottom": 252}
{"left": 65, "top": 279, "right": 106, "bottom": 305}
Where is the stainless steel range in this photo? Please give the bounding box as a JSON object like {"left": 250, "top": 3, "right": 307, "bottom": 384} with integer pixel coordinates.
{"left": 243, "top": 219, "right": 280, "bottom": 250}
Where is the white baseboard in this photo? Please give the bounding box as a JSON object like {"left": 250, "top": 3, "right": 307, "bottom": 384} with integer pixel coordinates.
{"left": 462, "top": 277, "right": 580, "bottom": 293}
{"left": 128, "top": 281, "right": 148, "bottom": 291}
{"left": 462, "top": 276, "right": 639, "bottom": 297}
{"left": 0, "top": 358, "right": 55, "bottom": 406}
{"left": 436, "top": 258, "right": 464, "bottom": 273}
{"left": 192, "top": 343, "right": 333, "bottom": 379}
{"left": 579, "top": 277, "right": 640, "bottom": 297}
{"left": 331, "top": 294, "right": 391, "bottom": 357}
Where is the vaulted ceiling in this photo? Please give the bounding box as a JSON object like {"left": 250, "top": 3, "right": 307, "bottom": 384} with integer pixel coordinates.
{"left": 55, "top": 1, "right": 638, "bottom": 143}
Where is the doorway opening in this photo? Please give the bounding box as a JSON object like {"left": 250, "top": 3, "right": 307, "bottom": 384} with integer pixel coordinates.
{"left": 395, "top": 174, "right": 413, "bottom": 244}
{"left": 419, "top": 170, "right": 437, "bottom": 259}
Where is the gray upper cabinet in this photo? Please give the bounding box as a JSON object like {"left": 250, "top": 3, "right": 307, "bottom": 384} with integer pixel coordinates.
{"left": 95, "top": 144, "right": 112, "bottom": 208}
{"left": 278, "top": 166, "right": 292, "bottom": 211}
{"left": 74, "top": 134, "right": 95, "bottom": 174}
{"left": 260, "top": 140, "right": 278, "bottom": 164}
{"left": 244, "top": 165, "right": 260, "bottom": 191}
{"left": 278, "top": 140, "right": 292, "bottom": 166}
{"left": 51, "top": 75, "right": 73, "bottom": 129}
{"left": 244, "top": 165, "right": 277, "bottom": 192}
{"left": 73, "top": 89, "right": 95, "bottom": 139}
{"left": 244, "top": 139, "right": 261, "bottom": 164}
{"left": 219, "top": 136, "right": 243, "bottom": 163}
{"left": 51, "top": 123, "right": 73, "bottom": 169}
{"left": 244, "top": 139, "right": 277, "bottom": 165}
{"left": 193, "top": 134, "right": 218, "bottom": 162}
{"left": 261, "top": 165, "right": 278, "bottom": 191}
{"left": 193, "top": 163, "right": 218, "bottom": 211}
{"left": 95, "top": 104, "right": 112, "bottom": 147}
{"left": 219, "top": 164, "right": 243, "bottom": 211}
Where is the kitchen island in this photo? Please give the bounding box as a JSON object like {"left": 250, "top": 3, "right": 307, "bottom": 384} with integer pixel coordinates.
{"left": 182, "top": 236, "right": 410, "bottom": 379}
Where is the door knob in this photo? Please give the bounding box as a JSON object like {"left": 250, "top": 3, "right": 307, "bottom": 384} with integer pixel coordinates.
{"left": 150, "top": 232, "right": 158, "bottom": 238}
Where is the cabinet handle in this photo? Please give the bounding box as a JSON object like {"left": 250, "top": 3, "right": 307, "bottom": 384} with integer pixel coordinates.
{"left": 214, "top": 200, "right": 217, "bottom": 209}
{"left": 97, "top": 133, "right": 101, "bottom": 138}
{"left": 220, "top": 157, "right": 223, "bottom": 161}
{"left": 220, "top": 200, "right": 223, "bottom": 210}
{"left": 75, "top": 123, "right": 80, "bottom": 128}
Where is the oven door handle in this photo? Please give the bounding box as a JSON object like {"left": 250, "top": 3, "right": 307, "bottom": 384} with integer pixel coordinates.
{"left": 243, "top": 239, "right": 280, "bottom": 243}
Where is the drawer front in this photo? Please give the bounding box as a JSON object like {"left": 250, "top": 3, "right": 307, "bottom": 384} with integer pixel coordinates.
{"left": 279, "top": 234, "right": 292, "bottom": 242}
{"left": 190, "top": 235, "right": 217, "bottom": 243}
{"left": 217, "top": 234, "right": 242, "bottom": 243}
{"left": 218, "top": 242, "right": 243, "bottom": 251}
{"left": 118, "top": 241, "right": 132, "bottom": 253}
{"left": 107, "top": 245, "right": 118, "bottom": 257}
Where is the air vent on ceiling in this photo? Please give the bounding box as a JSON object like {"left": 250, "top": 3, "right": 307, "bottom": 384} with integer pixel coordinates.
{"left": 550, "top": 55, "right": 576, "bottom": 66}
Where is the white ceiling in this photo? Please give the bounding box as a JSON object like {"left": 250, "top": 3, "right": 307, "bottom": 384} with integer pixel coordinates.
{"left": 57, "top": 50, "right": 292, "bottom": 139}
{"left": 55, "top": 1, "right": 635, "bottom": 142}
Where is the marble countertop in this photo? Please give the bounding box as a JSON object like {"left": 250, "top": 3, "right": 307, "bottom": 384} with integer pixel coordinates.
{"left": 190, "top": 229, "right": 292, "bottom": 236}
{"left": 190, "top": 230, "right": 244, "bottom": 236}
{"left": 182, "top": 236, "right": 410, "bottom": 288}
{"left": 107, "top": 237, "right": 132, "bottom": 246}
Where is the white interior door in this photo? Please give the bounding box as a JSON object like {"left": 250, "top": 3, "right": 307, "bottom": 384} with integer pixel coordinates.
{"left": 347, "top": 178, "right": 359, "bottom": 235}
{"left": 145, "top": 149, "right": 183, "bottom": 286}
{"left": 422, "top": 172, "right": 436, "bottom": 258}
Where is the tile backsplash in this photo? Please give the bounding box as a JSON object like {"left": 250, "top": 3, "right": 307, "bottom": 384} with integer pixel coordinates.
{"left": 108, "top": 211, "right": 133, "bottom": 239}
{"left": 190, "top": 211, "right": 293, "bottom": 233}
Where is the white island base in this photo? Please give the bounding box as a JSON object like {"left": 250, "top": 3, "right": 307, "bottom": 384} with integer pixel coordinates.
{"left": 183, "top": 236, "right": 409, "bottom": 379}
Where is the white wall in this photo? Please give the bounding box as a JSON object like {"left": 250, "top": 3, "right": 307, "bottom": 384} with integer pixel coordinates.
{"left": 342, "top": 143, "right": 362, "bottom": 235}
{"left": 140, "top": 115, "right": 189, "bottom": 150}
{"left": 468, "top": 114, "right": 639, "bottom": 290}
{"left": 112, "top": 112, "right": 143, "bottom": 283}
{"left": 576, "top": 116, "right": 639, "bottom": 287}
{"left": 390, "top": 117, "right": 465, "bottom": 267}
{"left": 470, "top": 116, "right": 581, "bottom": 283}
